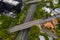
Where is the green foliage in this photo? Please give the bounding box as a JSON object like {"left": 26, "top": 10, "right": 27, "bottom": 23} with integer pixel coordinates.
{"left": 45, "top": 0, "right": 52, "bottom": 2}
{"left": 40, "top": 32, "right": 49, "bottom": 40}
{"left": 56, "top": 0, "right": 60, "bottom": 8}
{"left": 0, "top": 4, "right": 31, "bottom": 30}
{"left": 16, "top": 5, "right": 31, "bottom": 24}
{"left": 54, "top": 18, "right": 60, "bottom": 36}
{"left": 54, "top": 27, "right": 60, "bottom": 36}
{"left": 0, "top": 15, "right": 13, "bottom": 30}
{"left": 33, "top": 1, "right": 51, "bottom": 20}
{"left": 57, "top": 17, "right": 60, "bottom": 23}
{"left": 0, "top": 18, "right": 12, "bottom": 30}
{"left": 0, "top": 4, "right": 31, "bottom": 40}
{"left": 54, "top": 38, "right": 60, "bottom": 40}
{"left": 0, "top": 30, "right": 9, "bottom": 39}
{"left": 28, "top": 25, "right": 40, "bottom": 40}
{"left": 5, "top": 32, "right": 15, "bottom": 40}
{"left": 0, "top": 29, "right": 15, "bottom": 40}
{"left": 49, "top": 1, "right": 54, "bottom": 9}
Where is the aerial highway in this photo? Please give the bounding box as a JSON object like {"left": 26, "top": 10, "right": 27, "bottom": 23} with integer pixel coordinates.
{"left": 22, "top": 0, "right": 41, "bottom": 5}
{"left": 25, "top": 0, "right": 41, "bottom": 4}
{"left": 8, "top": 14, "right": 60, "bottom": 33}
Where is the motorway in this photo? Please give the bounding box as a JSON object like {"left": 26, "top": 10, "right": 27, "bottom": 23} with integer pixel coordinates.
{"left": 19, "top": 4, "right": 37, "bottom": 40}
{"left": 14, "top": 4, "right": 37, "bottom": 40}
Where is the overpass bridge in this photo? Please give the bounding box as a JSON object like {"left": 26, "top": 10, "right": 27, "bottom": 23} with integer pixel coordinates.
{"left": 22, "top": 0, "right": 41, "bottom": 5}
{"left": 25, "top": 0, "right": 41, "bottom": 4}
{"left": 21, "top": 0, "right": 41, "bottom": 10}
{"left": 8, "top": 14, "right": 60, "bottom": 33}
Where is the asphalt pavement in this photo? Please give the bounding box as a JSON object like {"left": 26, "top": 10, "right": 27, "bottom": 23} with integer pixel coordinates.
{"left": 13, "top": 4, "right": 37, "bottom": 40}
{"left": 8, "top": 14, "right": 60, "bottom": 33}
{"left": 19, "top": 4, "right": 37, "bottom": 40}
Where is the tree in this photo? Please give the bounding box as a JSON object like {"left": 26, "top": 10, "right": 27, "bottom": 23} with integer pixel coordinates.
{"left": 0, "top": 30, "right": 9, "bottom": 39}
{"left": 28, "top": 25, "right": 40, "bottom": 40}
{"left": 54, "top": 38, "right": 60, "bottom": 40}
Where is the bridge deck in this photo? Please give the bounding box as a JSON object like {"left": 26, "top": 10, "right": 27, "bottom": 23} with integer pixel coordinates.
{"left": 8, "top": 14, "right": 60, "bottom": 33}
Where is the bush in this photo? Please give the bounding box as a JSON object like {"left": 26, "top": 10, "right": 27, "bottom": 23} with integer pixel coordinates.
{"left": 54, "top": 38, "right": 60, "bottom": 40}
{"left": 28, "top": 25, "right": 40, "bottom": 40}
{"left": 33, "top": 1, "right": 51, "bottom": 20}
{"left": 40, "top": 32, "right": 49, "bottom": 40}
{"left": 0, "top": 4, "right": 31, "bottom": 40}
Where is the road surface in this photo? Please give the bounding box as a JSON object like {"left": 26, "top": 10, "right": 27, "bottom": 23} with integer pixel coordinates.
{"left": 19, "top": 4, "right": 37, "bottom": 40}
{"left": 14, "top": 4, "right": 37, "bottom": 40}
{"left": 25, "top": 0, "right": 41, "bottom": 4}
{"left": 8, "top": 14, "right": 60, "bottom": 33}
{"left": 41, "top": 28, "right": 58, "bottom": 38}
